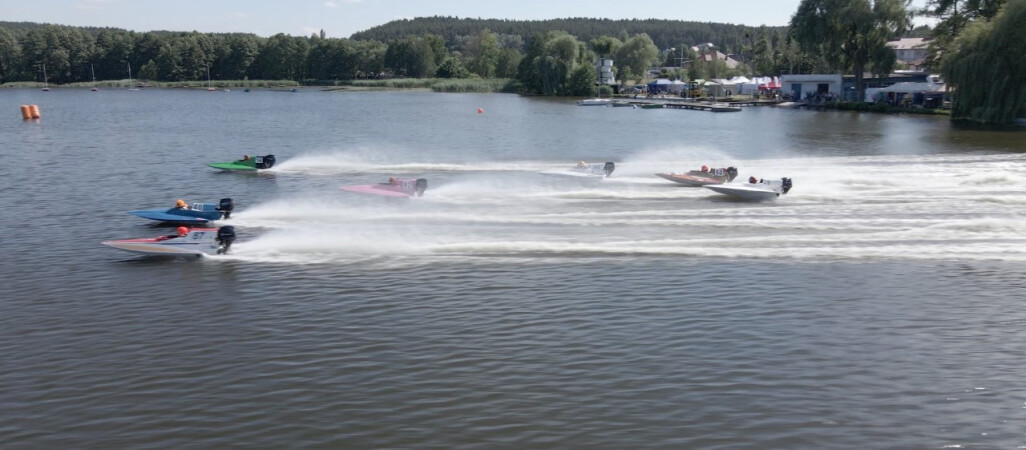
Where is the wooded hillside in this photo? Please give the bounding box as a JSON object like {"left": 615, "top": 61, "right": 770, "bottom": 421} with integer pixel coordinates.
{"left": 350, "top": 16, "right": 786, "bottom": 54}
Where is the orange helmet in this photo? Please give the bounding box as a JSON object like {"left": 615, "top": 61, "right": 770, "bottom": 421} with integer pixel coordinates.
{"left": 176, "top": 199, "right": 187, "bottom": 208}
{"left": 177, "top": 226, "right": 189, "bottom": 236}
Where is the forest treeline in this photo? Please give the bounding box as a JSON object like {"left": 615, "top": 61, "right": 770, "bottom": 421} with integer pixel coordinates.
{"left": 0, "top": 17, "right": 790, "bottom": 88}
{"left": 350, "top": 17, "right": 783, "bottom": 53}
{"left": 2, "top": 0, "right": 1024, "bottom": 125}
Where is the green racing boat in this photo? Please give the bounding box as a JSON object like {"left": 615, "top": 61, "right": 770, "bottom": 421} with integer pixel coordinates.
{"left": 207, "top": 154, "right": 276, "bottom": 172}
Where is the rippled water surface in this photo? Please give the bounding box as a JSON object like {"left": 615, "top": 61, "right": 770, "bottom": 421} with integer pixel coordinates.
{"left": 2, "top": 88, "right": 1025, "bottom": 448}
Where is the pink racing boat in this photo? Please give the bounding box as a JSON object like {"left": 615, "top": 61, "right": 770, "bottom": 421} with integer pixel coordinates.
{"left": 340, "top": 177, "right": 428, "bottom": 198}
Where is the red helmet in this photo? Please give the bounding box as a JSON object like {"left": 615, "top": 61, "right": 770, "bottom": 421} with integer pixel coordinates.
{"left": 177, "top": 226, "right": 189, "bottom": 236}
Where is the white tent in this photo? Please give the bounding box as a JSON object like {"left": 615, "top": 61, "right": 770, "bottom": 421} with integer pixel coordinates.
{"left": 866, "top": 81, "right": 946, "bottom": 102}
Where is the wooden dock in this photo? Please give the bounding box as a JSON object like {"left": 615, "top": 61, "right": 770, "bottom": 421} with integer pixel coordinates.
{"left": 621, "top": 98, "right": 781, "bottom": 112}
{"left": 663, "top": 102, "right": 742, "bottom": 113}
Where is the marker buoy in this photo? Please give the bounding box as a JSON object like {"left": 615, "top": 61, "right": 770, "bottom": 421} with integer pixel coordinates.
{"left": 20, "top": 105, "right": 32, "bottom": 120}
{"left": 29, "top": 105, "right": 41, "bottom": 119}
{"left": 477, "top": 108, "right": 483, "bottom": 114}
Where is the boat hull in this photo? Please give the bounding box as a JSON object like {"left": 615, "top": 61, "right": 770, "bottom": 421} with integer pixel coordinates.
{"left": 705, "top": 184, "right": 781, "bottom": 201}
{"left": 340, "top": 178, "right": 427, "bottom": 198}
{"left": 102, "top": 228, "right": 227, "bottom": 257}
{"left": 541, "top": 162, "right": 615, "bottom": 178}
{"left": 207, "top": 162, "right": 258, "bottom": 172}
{"left": 655, "top": 173, "right": 728, "bottom": 186}
{"left": 340, "top": 184, "right": 414, "bottom": 197}
{"left": 207, "top": 154, "right": 276, "bottom": 172}
{"left": 128, "top": 209, "right": 219, "bottom": 224}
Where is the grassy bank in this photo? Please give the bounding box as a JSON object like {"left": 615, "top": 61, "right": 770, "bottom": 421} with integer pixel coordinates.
{"left": 824, "top": 101, "right": 950, "bottom": 116}
{"left": 325, "top": 78, "right": 513, "bottom": 93}
{"left": 3, "top": 79, "right": 301, "bottom": 89}
{"left": 5, "top": 78, "right": 514, "bottom": 93}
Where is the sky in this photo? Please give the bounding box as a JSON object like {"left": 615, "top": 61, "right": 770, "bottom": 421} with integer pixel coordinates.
{"left": 6, "top": 0, "right": 933, "bottom": 39}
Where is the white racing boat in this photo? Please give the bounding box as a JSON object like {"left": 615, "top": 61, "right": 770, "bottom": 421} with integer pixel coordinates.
{"left": 705, "top": 177, "right": 793, "bottom": 201}
{"left": 102, "top": 226, "right": 236, "bottom": 257}
{"left": 542, "top": 161, "right": 616, "bottom": 178}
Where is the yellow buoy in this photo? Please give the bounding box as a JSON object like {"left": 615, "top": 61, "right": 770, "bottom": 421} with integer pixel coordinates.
{"left": 20, "top": 105, "right": 32, "bottom": 120}
{"left": 29, "top": 105, "right": 40, "bottom": 119}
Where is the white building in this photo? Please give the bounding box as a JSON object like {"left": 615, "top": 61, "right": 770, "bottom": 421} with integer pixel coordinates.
{"left": 886, "top": 38, "right": 930, "bottom": 69}
{"left": 779, "top": 74, "right": 843, "bottom": 100}
{"left": 597, "top": 58, "right": 616, "bottom": 86}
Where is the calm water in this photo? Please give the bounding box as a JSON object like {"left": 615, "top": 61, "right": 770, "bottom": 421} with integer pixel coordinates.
{"left": 2, "top": 88, "right": 1026, "bottom": 448}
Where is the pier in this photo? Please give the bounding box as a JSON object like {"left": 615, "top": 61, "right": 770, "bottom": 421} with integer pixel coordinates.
{"left": 625, "top": 98, "right": 781, "bottom": 112}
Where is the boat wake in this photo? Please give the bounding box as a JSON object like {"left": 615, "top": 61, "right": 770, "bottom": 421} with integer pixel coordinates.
{"left": 222, "top": 153, "right": 1026, "bottom": 264}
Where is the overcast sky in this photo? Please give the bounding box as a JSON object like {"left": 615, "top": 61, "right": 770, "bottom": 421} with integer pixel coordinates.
{"left": 6, "top": 0, "right": 933, "bottom": 39}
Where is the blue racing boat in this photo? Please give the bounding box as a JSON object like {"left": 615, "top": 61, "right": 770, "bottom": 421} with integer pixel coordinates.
{"left": 128, "top": 198, "right": 234, "bottom": 224}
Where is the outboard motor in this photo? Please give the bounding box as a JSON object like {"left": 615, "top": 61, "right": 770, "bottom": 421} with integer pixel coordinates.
{"left": 603, "top": 162, "right": 616, "bottom": 177}
{"left": 781, "top": 177, "right": 793, "bottom": 194}
{"left": 414, "top": 178, "right": 428, "bottom": 197}
{"left": 216, "top": 226, "right": 236, "bottom": 254}
{"left": 217, "top": 198, "right": 234, "bottom": 219}
{"left": 726, "top": 167, "right": 739, "bottom": 181}
{"left": 255, "top": 154, "right": 276, "bottom": 169}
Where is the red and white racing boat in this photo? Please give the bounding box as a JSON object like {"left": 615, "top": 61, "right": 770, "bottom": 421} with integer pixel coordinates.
{"left": 656, "top": 166, "right": 738, "bottom": 187}
{"left": 102, "top": 226, "right": 236, "bottom": 257}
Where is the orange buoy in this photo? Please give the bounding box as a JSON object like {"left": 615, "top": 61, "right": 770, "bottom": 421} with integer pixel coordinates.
{"left": 20, "top": 105, "right": 32, "bottom": 120}
{"left": 477, "top": 107, "right": 483, "bottom": 114}
{"left": 29, "top": 105, "right": 40, "bottom": 119}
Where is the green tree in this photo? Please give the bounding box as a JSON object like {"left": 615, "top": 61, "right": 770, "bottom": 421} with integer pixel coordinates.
{"left": 0, "top": 26, "right": 20, "bottom": 82}
{"left": 465, "top": 29, "right": 500, "bottom": 77}
{"left": 308, "top": 38, "right": 352, "bottom": 80}
{"left": 132, "top": 32, "right": 163, "bottom": 78}
{"left": 384, "top": 35, "right": 444, "bottom": 77}
{"left": 515, "top": 32, "right": 547, "bottom": 93}
{"left": 436, "top": 56, "right": 470, "bottom": 78}
{"left": 352, "top": 40, "right": 386, "bottom": 78}
{"left": 221, "top": 34, "right": 260, "bottom": 79}
{"left": 533, "top": 32, "right": 590, "bottom": 95}
{"left": 613, "top": 33, "right": 659, "bottom": 82}
{"left": 93, "top": 29, "right": 134, "bottom": 80}
{"left": 494, "top": 47, "right": 521, "bottom": 78}
{"left": 941, "top": 0, "right": 1026, "bottom": 125}
{"left": 252, "top": 34, "right": 309, "bottom": 80}
{"left": 789, "top": 0, "right": 910, "bottom": 101}
{"left": 20, "top": 25, "right": 94, "bottom": 84}
{"left": 924, "top": 0, "right": 1008, "bottom": 70}
{"left": 589, "top": 36, "right": 622, "bottom": 58}
{"left": 567, "top": 64, "right": 598, "bottom": 96}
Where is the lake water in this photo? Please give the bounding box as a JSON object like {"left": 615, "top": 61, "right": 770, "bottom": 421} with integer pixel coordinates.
{"left": 2, "top": 88, "right": 1025, "bottom": 448}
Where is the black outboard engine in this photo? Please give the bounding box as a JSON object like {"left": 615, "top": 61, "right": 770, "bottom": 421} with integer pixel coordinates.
{"left": 726, "top": 167, "right": 739, "bottom": 181}
{"left": 217, "top": 198, "right": 234, "bottom": 219}
{"left": 603, "top": 162, "right": 616, "bottom": 177}
{"left": 781, "top": 177, "right": 793, "bottom": 194}
{"left": 255, "top": 154, "right": 276, "bottom": 169}
{"left": 216, "top": 226, "right": 236, "bottom": 254}
{"left": 414, "top": 178, "right": 428, "bottom": 197}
